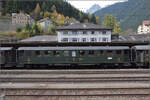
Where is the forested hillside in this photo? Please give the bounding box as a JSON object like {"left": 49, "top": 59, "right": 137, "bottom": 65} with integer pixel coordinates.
{"left": 94, "top": 0, "right": 150, "bottom": 32}
{"left": 0, "top": 0, "right": 96, "bottom": 23}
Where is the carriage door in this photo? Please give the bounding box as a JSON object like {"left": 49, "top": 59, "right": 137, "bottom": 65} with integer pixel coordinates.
{"left": 0, "top": 51, "right": 2, "bottom": 64}
{"left": 140, "top": 51, "right": 144, "bottom": 63}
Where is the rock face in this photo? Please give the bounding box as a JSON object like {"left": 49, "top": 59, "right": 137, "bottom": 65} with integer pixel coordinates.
{"left": 86, "top": 4, "right": 101, "bottom": 14}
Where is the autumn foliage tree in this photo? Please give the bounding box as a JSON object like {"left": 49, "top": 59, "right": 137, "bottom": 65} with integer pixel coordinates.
{"left": 96, "top": 16, "right": 101, "bottom": 25}
{"left": 103, "top": 14, "right": 122, "bottom": 33}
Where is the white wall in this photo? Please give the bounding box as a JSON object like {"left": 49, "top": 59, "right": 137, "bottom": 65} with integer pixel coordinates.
{"left": 40, "top": 20, "right": 52, "bottom": 31}
{"left": 138, "top": 24, "right": 150, "bottom": 34}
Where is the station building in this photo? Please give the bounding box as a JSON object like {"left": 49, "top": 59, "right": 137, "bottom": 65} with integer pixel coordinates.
{"left": 57, "top": 23, "right": 112, "bottom": 43}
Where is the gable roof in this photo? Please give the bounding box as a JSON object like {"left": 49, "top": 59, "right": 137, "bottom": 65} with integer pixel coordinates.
{"left": 57, "top": 23, "right": 112, "bottom": 30}
{"left": 143, "top": 20, "right": 150, "bottom": 25}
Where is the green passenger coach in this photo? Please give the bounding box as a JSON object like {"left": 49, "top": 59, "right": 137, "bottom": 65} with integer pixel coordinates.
{"left": 133, "top": 45, "right": 150, "bottom": 67}
{"left": 17, "top": 46, "right": 130, "bottom": 68}
{"left": 0, "top": 47, "right": 14, "bottom": 67}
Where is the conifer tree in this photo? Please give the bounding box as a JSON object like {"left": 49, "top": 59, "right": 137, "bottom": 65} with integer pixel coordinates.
{"left": 33, "top": 3, "right": 41, "bottom": 21}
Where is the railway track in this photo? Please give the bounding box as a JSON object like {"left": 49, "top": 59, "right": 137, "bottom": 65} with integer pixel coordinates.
{"left": 0, "top": 69, "right": 150, "bottom": 74}
{"left": 4, "top": 94, "right": 150, "bottom": 100}
{"left": 0, "top": 77, "right": 150, "bottom": 83}
{"left": 0, "top": 69, "right": 149, "bottom": 100}
{"left": 0, "top": 69, "right": 150, "bottom": 83}
{"left": 0, "top": 83, "right": 150, "bottom": 100}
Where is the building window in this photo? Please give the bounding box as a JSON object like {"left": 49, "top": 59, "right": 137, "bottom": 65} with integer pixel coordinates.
{"left": 83, "top": 31, "right": 87, "bottom": 35}
{"left": 62, "top": 38, "right": 68, "bottom": 42}
{"left": 90, "top": 38, "right": 96, "bottom": 42}
{"left": 72, "top": 31, "right": 77, "bottom": 35}
{"left": 72, "top": 38, "right": 78, "bottom": 42}
{"left": 91, "top": 31, "right": 95, "bottom": 35}
{"left": 102, "top": 38, "right": 108, "bottom": 42}
{"left": 68, "top": 31, "right": 72, "bottom": 35}
{"left": 99, "top": 38, "right": 101, "bottom": 42}
{"left": 82, "top": 38, "right": 86, "bottom": 42}
{"left": 63, "top": 31, "right": 68, "bottom": 35}
{"left": 102, "top": 31, "right": 106, "bottom": 35}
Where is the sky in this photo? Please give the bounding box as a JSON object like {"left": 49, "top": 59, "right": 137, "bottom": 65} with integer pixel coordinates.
{"left": 67, "top": 0, "right": 127, "bottom": 12}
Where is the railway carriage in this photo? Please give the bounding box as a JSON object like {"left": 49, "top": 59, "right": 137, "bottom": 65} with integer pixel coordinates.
{"left": 17, "top": 46, "right": 130, "bottom": 68}
{"left": 0, "top": 47, "right": 16, "bottom": 67}
{"left": 132, "top": 45, "right": 150, "bottom": 68}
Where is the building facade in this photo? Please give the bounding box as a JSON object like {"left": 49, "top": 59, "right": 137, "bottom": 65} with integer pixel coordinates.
{"left": 38, "top": 18, "right": 52, "bottom": 31}
{"left": 138, "top": 20, "right": 150, "bottom": 34}
{"left": 57, "top": 23, "right": 112, "bottom": 42}
{"left": 12, "top": 11, "right": 35, "bottom": 26}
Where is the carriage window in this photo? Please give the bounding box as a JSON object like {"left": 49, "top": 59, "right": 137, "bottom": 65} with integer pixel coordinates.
{"left": 146, "top": 50, "right": 149, "bottom": 55}
{"left": 48, "top": 51, "right": 51, "bottom": 55}
{"left": 107, "top": 50, "right": 112, "bottom": 54}
{"left": 116, "top": 50, "right": 122, "bottom": 54}
{"left": 64, "top": 51, "right": 69, "bottom": 56}
{"left": 79, "top": 50, "right": 85, "bottom": 56}
{"left": 7, "top": 51, "right": 11, "bottom": 55}
{"left": 100, "top": 51, "right": 104, "bottom": 55}
{"left": 137, "top": 51, "right": 140, "bottom": 55}
{"left": 53, "top": 51, "right": 60, "bottom": 56}
{"left": 19, "top": 50, "right": 24, "bottom": 56}
{"left": 44, "top": 51, "right": 50, "bottom": 56}
{"left": 0, "top": 52, "right": 2, "bottom": 56}
{"left": 72, "top": 51, "right": 76, "bottom": 57}
{"left": 124, "top": 50, "right": 129, "bottom": 54}
{"left": 89, "top": 50, "right": 94, "bottom": 55}
{"left": 35, "top": 51, "right": 40, "bottom": 56}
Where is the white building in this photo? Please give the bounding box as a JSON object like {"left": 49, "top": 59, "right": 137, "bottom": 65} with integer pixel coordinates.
{"left": 138, "top": 20, "right": 150, "bottom": 34}
{"left": 57, "top": 23, "right": 112, "bottom": 42}
{"left": 38, "top": 18, "right": 52, "bottom": 31}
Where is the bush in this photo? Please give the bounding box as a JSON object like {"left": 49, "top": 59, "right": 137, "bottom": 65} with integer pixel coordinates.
{"left": 16, "top": 27, "right": 22, "bottom": 32}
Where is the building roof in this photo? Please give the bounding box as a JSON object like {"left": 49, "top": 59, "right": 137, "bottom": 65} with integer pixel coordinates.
{"left": 57, "top": 23, "right": 112, "bottom": 30}
{"left": 112, "top": 33, "right": 150, "bottom": 42}
{"left": 18, "top": 46, "right": 129, "bottom": 51}
{"left": 133, "top": 45, "right": 150, "bottom": 50}
{"left": 20, "top": 35, "right": 57, "bottom": 43}
{"left": 38, "top": 18, "right": 51, "bottom": 23}
{"left": 143, "top": 20, "right": 150, "bottom": 25}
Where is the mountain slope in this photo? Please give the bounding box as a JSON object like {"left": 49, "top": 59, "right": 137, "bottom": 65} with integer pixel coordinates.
{"left": 0, "top": 0, "right": 96, "bottom": 23}
{"left": 86, "top": 4, "right": 101, "bottom": 14}
{"left": 94, "top": 0, "right": 150, "bottom": 32}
